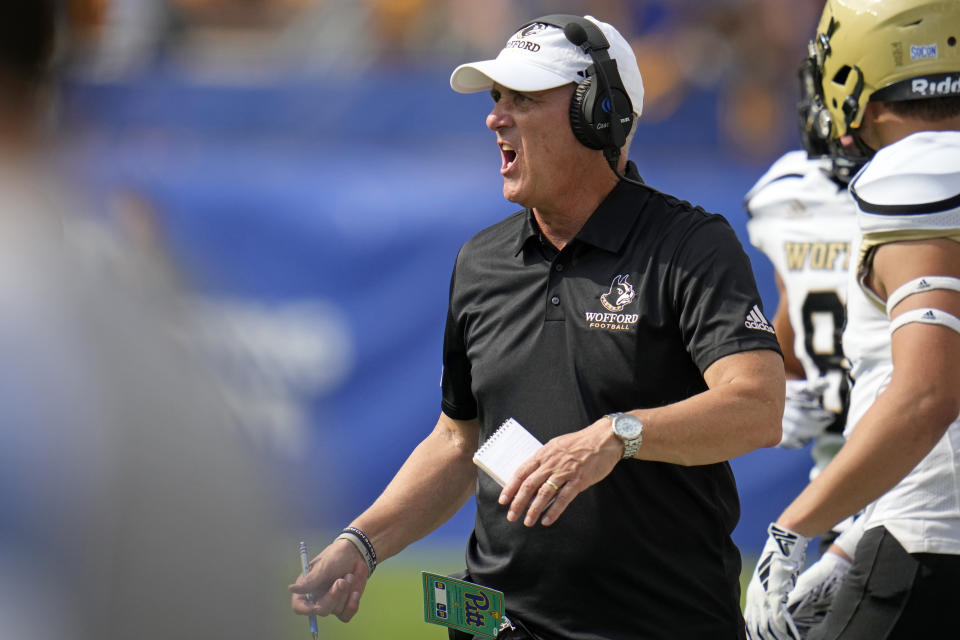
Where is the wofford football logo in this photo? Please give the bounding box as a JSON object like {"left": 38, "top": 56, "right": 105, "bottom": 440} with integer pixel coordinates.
{"left": 585, "top": 274, "right": 639, "bottom": 331}
{"left": 600, "top": 274, "right": 636, "bottom": 312}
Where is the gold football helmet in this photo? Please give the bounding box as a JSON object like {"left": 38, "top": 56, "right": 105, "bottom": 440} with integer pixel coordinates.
{"left": 803, "top": 0, "right": 960, "bottom": 153}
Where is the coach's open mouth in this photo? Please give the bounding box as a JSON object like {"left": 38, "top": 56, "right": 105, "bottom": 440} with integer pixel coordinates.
{"left": 500, "top": 142, "right": 517, "bottom": 174}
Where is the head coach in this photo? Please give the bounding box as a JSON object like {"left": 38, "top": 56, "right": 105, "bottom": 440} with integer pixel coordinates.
{"left": 291, "top": 14, "right": 785, "bottom": 640}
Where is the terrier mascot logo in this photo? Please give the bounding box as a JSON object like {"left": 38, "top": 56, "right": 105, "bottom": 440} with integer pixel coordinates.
{"left": 600, "top": 274, "right": 636, "bottom": 312}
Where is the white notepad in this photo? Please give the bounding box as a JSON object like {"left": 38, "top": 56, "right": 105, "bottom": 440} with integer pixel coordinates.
{"left": 472, "top": 418, "right": 543, "bottom": 487}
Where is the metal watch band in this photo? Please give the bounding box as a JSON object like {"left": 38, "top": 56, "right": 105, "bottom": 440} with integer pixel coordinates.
{"left": 622, "top": 434, "right": 642, "bottom": 459}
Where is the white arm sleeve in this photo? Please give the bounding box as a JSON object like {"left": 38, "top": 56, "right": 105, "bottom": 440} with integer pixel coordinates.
{"left": 885, "top": 276, "right": 960, "bottom": 315}
{"left": 890, "top": 308, "right": 960, "bottom": 336}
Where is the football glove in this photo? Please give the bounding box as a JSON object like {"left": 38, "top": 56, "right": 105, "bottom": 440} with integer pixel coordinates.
{"left": 785, "top": 551, "right": 851, "bottom": 636}
{"left": 779, "top": 378, "right": 835, "bottom": 449}
{"left": 745, "top": 523, "right": 809, "bottom": 640}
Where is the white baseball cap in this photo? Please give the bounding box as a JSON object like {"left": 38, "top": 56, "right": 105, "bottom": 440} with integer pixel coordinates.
{"left": 450, "top": 15, "right": 644, "bottom": 118}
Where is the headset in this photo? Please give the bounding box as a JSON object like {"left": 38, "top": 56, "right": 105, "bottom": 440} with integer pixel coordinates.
{"left": 517, "top": 14, "right": 643, "bottom": 185}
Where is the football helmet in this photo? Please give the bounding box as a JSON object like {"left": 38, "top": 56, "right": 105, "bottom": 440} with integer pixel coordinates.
{"left": 797, "top": 54, "right": 863, "bottom": 183}
{"left": 802, "top": 0, "right": 960, "bottom": 161}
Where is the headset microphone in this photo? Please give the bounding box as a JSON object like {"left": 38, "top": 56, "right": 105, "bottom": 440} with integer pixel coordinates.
{"left": 562, "top": 21, "right": 588, "bottom": 45}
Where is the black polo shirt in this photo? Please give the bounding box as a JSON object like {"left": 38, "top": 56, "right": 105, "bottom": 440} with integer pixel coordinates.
{"left": 441, "top": 169, "right": 780, "bottom": 640}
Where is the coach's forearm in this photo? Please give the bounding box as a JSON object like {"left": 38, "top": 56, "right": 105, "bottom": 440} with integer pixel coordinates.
{"left": 349, "top": 413, "right": 479, "bottom": 563}
{"left": 633, "top": 349, "right": 784, "bottom": 466}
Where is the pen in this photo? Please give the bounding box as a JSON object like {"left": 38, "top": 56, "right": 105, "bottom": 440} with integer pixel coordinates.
{"left": 299, "top": 540, "right": 319, "bottom": 640}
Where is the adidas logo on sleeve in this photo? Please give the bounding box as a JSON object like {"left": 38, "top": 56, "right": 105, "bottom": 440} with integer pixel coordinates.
{"left": 744, "top": 304, "right": 776, "bottom": 334}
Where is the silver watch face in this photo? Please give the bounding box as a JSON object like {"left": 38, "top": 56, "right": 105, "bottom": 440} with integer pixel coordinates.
{"left": 613, "top": 414, "right": 643, "bottom": 440}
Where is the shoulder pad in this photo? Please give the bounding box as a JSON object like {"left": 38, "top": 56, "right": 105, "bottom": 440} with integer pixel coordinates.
{"left": 851, "top": 132, "right": 960, "bottom": 235}
{"left": 745, "top": 151, "right": 850, "bottom": 219}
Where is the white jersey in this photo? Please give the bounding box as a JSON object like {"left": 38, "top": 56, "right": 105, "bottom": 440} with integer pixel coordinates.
{"left": 746, "top": 151, "right": 859, "bottom": 470}
{"left": 843, "top": 130, "right": 960, "bottom": 555}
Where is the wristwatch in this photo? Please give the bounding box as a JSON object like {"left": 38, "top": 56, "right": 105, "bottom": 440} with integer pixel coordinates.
{"left": 607, "top": 412, "right": 643, "bottom": 459}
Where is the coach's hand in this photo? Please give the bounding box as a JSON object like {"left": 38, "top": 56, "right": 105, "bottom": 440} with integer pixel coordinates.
{"left": 745, "top": 523, "right": 808, "bottom": 640}
{"left": 499, "top": 416, "right": 622, "bottom": 527}
{"left": 289, "top": 539, "right": 370, "bottom": 623}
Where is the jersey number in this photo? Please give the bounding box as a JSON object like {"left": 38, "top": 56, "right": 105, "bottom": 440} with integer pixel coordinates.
{"left": 801, "top": 290, "right": 848, "bottom": 432}
{"left": 801, "top": 291, "right": 845, "bottom": 373}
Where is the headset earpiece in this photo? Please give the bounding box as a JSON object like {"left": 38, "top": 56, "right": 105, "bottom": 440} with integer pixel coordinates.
{"left": 569, "top": 73, "right": 634, "bottom": 150}
{"left": 522, "top": 14, "right": 634, "bottom": 153}
{"left": 517, "top": 14, "right": 643, "bottom": 186}
{"left": 569, "top": 78, "right": 601, "bottom": 149}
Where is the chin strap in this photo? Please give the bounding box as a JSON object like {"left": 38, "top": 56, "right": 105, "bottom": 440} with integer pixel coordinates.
{"left": 828, "top": 129, "right": 873, "bottom": 184}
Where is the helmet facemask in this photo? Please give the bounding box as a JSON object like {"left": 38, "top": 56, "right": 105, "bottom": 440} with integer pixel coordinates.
{"left": 797, "top": 32, "right": 866, "bottom": 185}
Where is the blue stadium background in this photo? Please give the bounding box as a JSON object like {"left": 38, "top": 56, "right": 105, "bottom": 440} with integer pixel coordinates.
{"left": 60, "top": 63, "right": 815, "bottom": 556}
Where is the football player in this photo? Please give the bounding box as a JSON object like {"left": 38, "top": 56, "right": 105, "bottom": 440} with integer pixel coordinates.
{"left": 743, "top": 55, "right": 864, "bottom": 637}
{"left": 745, "top": 1, "right": 960, "bottom": 639}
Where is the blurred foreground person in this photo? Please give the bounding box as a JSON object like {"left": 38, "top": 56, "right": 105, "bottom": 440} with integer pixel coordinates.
{"left": 291, "top": 13, "right": 784, "bottom": 640}
{"left": 0, "top": 3, "right": 287, "bottom": 639}
{"left": 745, "top": 1, "right": 960, "bottom": 639}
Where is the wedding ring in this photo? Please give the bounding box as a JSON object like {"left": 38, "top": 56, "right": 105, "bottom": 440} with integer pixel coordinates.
{"left": 545, "top": 479, "right": 560, "bottom": 491}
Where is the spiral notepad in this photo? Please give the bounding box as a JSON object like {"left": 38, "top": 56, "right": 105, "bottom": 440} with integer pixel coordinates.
{"left": 473, "top": 418, "right": 543, "bottom": 487}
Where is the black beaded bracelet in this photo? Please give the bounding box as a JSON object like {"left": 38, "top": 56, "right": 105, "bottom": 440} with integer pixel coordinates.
{"left": 336, "top": 527, "right": 377, "bottom": 576}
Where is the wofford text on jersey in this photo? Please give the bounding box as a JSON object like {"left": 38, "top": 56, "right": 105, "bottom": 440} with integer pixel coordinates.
{"left": 784, "top": 241, "right": 850, "bottom": 271}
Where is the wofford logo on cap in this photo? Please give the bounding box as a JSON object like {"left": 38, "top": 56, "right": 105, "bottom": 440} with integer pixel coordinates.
{"left": 520, "top": 23, "right": 548, "bottom": 37}
{"left": 504, "top": 22, "right": 550, "bottom": 52}
{"left": 505, "top": 38, "right": 541, "bottom": 52}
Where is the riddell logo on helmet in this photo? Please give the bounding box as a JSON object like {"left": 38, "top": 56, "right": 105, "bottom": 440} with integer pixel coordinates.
{"left": 911, "top": 75, "right": 960, "bottom": 96}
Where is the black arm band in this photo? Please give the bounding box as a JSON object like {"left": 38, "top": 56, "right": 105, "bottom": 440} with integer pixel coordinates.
{"left": 335, "top": 527, "right": 377, "bottom": 576}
